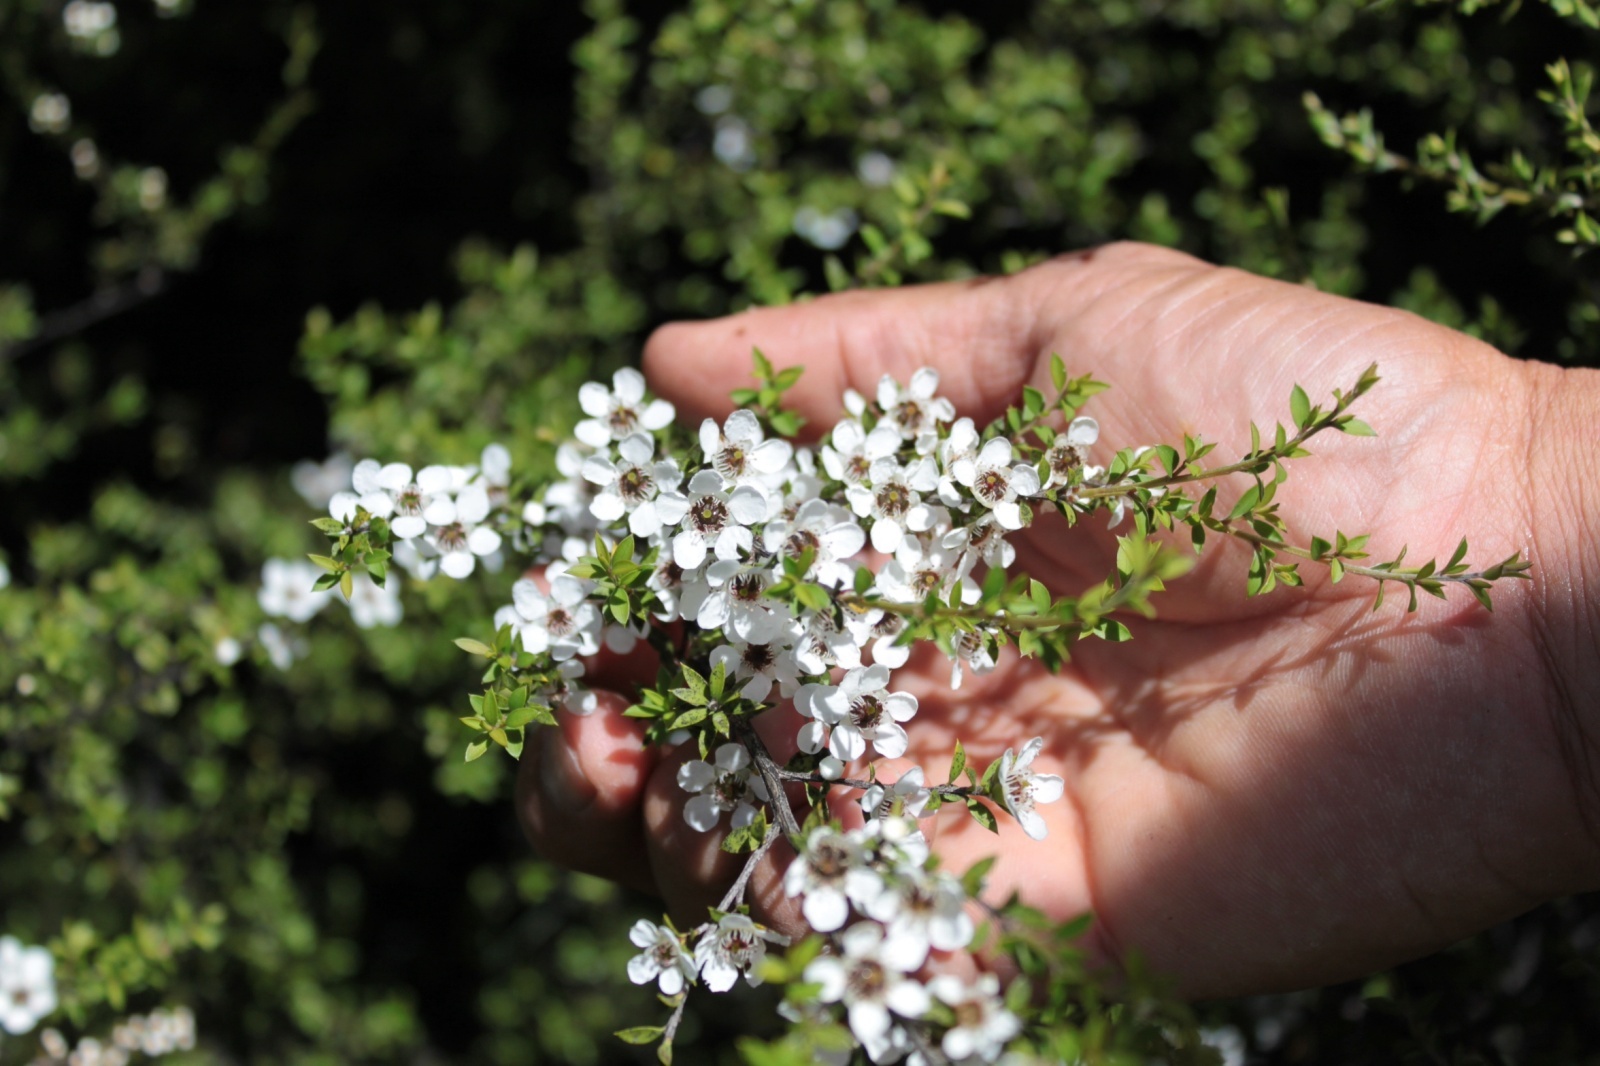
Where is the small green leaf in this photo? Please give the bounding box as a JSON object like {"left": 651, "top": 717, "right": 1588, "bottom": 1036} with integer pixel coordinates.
{"left": 769, "top": 409, "right": 804, "bottom": 437}
{"left": 1341, "top": 418, "right": 1376, "bottom": 437}
{"left": 1028, "top": 579, "right": 1050, "bottom": 613}
{"left": 1228, "top": 484, "right": 1262, "bottom": 521}
{"left": 949, "top": 741, "right": 967, "bottom": 784}
{"left": 454, "top": 637, "right": 495, "bottom": 657}
{"left": 1021, "top": 386, "right": 1046, "bottom": 418}
{"left": 1289, "top": 384, "right": 1311, "bottom": 429}
{"left": 615, "top": 1026, "right": 664, "bottom": 1046}
{"left": 961, "top": 855, "right": 997, "bottom": 897}
{"left": 1049, "top": 353, "right": 1067, "bottom": 392}
{"left": 966, "top": 797, "right": 999, "bottom": 834}
{"left": 465, "top": 740, "right": 490, "bottom": 763}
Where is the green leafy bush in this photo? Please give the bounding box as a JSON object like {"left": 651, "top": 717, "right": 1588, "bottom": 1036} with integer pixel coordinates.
{"left": 0, "top": 0, "right": 1596, "bottom": 1062}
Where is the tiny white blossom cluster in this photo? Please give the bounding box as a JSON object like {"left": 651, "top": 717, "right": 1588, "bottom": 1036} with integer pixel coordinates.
{"left": 291, "top": 361, "right": 1132, "bottom": 1063}
{"left": 30, "top": 1006, "right": 196, "bottom": 1066}
{"left": 278, "top": 347, "right": 1510, "bottom": 1061}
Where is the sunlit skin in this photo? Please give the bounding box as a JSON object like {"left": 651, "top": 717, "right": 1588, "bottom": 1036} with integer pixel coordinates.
{"left": 516, "top": 242, "right": 1600, "bottom": 999}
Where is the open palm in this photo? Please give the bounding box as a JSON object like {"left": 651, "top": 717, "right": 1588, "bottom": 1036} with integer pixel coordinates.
{"left": 518, "top": 243, "right": 1592, "bottom": 998}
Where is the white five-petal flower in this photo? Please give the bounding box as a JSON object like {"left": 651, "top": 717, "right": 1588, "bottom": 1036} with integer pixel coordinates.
{"left": 809, "top": 665, "right": 919, "bottom": 761}
{"left": 575, "top": 367, "right": 675, "bottom": 447}
{"left": 582, "top": 432, "right": 689, "bottom": 538}
{"left": 672, "top": 470, "right": 765, "bottom": 569}
{"left": 954, "top": 437, "right": 1040, "bottom": 530}
{"left": 997, "top": 736, "right": 1066, "bottom": 840}
{"left": 503, "top": 571, "right": 601, "bottom": 661}
{"left": 626, "top": 920, "right": 695, "bottom": 996}
{"left": 782, "top": 826, "right": 881, "bottom": 932}
{"left": 700, "top": 409, "right": 792, "bottom": 492}
{"left": 803, "top": 922, "right": 929, "bottom": 1061}
{"left": 694, "top": 913, "right": 787, "bottom": 993}
{"left": 0, "top": 936, "right": 57, "bottom": 1036}
{"left": 844, "top": 455, "right": 939, "bottom": 554}
{"left": 257, "top": 558, "right": 333, "bottom": 623}
{"left": 676, "top": 742, "right": 770, "bottom": 833}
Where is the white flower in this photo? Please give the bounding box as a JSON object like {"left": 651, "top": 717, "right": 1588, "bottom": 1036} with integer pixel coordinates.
{"left": 213, "top": 636, "right": 242, "bottom": 666}
{"left": 782, "top": 826, "right": 881, "bottom": 932}
{"left": 328, "top": 458, "right": 400, "bottom": 524}
{"left": 804, "top": 922, "right": 929, "bottom": 1061}
{"left": 810, "top": 665, "right": 919, "bottom": 761}
{"left": 676, "top": 742, "right": 769, "bottom": 833}
{"left": 713, "top": 115, "right": 757, "bottom": 170}
{"left": 949, "top": 627, "right": 998, "bottom": 690}
{"left": 539, "top": 444, "right": 598, "bottom": 533}
{"left": 820, "top": 419, "right": 899, "bottom": 486}
{"left": 792, "top": 608, "right": 864, "bottom": 675}
{"left": 997, "top": 737, "right": 1065, "bottom": 840}
{"left": 694, "top": 913, "right": 787, "bottom": 993}
{"left": 627, "top": 920, "right": 695, "bottom": 996}
{"left": 845, "top": 455, "right": 940, "bottom": 554}
{"left": 505, "top": 572, "right": 601, "bottom": 660}
{"left": 257, "top": 558, "right": 333, "bottom": 623}
{"left": 941, "top": 513, "right": 1017, "bottom": 573}
{"left": 544, "top": 658, "right": 598, "bottom": 716}
{"left": 794, "top": 206, "right": 858, "bottom": 250}
{"left": 0, "top": 936, "right": 56, "bottom": 1035}
{"left": 63, "top": 2, "right": 116, "bottom": 40}
{"left": 857, "top": 151, "right": 896, "bottom": 187}
{"left": 710, "top": 641, "right": 801, "bottom": 703}
{"left": 927, "top": 973, "right": 1020, "bottom": 1062}
{"left": 761, "top": 500, "right": 865, "bottom": 588}
{"left": 646, "top": 540, "right": 693, "bottom": 622}
{"left": 256, "top": 622, "right": 299, "bottom": 670}
{"left": 1044, "top": 416, "right": 1099, "bottom": 490}
{"left": 671, "top": 470, "right": 765, "bottom": 570}
{"left": 290, "top": 452, "right": 354, "bottom": 508}
{"left": 682, "top": 559, "right": 789, "bottom": 645}
{"left": 937, "top": 417, "right": 981, "bottom": 507}
{"left": 345, "top": 572, "right": 403, "bottom": 628}
{"left": 877, "top": 368, "right": 955, "bottom": 442}
{"left": 29, "top": 93, "right": 70, "bottom": 135}
{"left": 480, "top": 442, "right": 512, "bottom": 490}
{"left": 954, "top": 438, "right": 1040, "bottom": 530}
{"left": 575, "top": 367, "right": 674, "bottom": 447}
{"left": 366, "top": 462, "right": 441, "bottom": 540}
{"left": 700, "top": 410, "right": 792, "bottom": 492}
{"left": 865, "top": 868, "right": 975, "bottom": 970}
{"left": 841, "top": 605, "right": 910, "bottom": 670}
{"left": 422, "top": 479, "right": 502, "bottom": 578}
{"left": 390, "top": 536, "right": 440, "bottom": 580}
{"left": 859, "top": 766, "right": 931, "bottom": 823}
{"left": 875, "top": 540, "right": 974, "bottom": 607}
{"left": 582, "top": 432, "right": 689, "bottom": 538}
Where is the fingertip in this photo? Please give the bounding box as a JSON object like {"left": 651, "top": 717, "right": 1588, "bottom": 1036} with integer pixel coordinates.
{"left": 516, "top": 691, "right": 660, "bottom": 892}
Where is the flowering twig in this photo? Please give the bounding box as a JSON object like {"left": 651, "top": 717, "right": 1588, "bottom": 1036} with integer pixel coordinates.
{"left": 289, "top": 351, "right": 1525, "bottom": 1064}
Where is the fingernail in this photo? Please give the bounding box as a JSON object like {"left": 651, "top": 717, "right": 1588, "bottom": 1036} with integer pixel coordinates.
{"left": 540, "top": 732, "right": 598, "bottom": 815}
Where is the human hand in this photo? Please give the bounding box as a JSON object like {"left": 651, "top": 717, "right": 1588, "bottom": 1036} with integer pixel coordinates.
{"left": 517, "top": 241, "right": 1600, "bottom": 998}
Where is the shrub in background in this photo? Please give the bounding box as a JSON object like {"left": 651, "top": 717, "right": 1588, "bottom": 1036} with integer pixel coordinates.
{"left": 0, "top": 0, "right": 1596, "bottom": 1062}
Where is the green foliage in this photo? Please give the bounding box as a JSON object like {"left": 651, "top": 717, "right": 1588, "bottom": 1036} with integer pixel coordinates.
{"left": 0, "top": 0, "right": 1597, "bottom": 1063}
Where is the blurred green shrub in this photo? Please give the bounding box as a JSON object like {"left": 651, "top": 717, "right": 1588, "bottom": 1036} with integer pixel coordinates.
{"left": 0, "top": 0, "right": 1596, "bottom": 1062}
